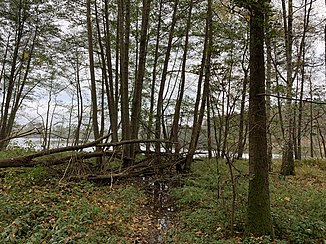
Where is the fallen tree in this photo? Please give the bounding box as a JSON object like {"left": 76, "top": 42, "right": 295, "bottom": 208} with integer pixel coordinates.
{"left": 0, "top": 136, "right": 177, "bottom": 169}
{"left": 70, "top": 154, "right": 186, "bottom": 182}
{"left": 0, "top": 136, "right": 187, "bottom": 182}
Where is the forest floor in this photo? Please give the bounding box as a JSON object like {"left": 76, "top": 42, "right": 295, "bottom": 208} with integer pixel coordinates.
{"left": 0, "top": 151, "right": 325, "bottom": 243}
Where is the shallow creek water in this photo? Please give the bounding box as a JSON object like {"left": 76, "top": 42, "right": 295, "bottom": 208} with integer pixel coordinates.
{"left": 142, "top": 176, "right": 180, "bottom": 243}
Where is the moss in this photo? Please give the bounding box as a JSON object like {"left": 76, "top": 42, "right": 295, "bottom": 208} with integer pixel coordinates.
{"left": 246, "top": 173, "right": 274, "bottom": 237}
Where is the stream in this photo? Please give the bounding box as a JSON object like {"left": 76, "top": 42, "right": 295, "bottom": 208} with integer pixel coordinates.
{"left": 142, "top": 176, "right": 180, "bottom": 244}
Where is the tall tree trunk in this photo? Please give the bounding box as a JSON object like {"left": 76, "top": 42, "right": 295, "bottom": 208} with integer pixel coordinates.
{"left": 246, "top": 0, "right": 273, "bottom": 237}
{"left": 184, "top": 0, "right": 212, "bottom": 171}
{"left": 94, "top": 0, "right": 117, "bottom": 140}
{"left": 155, "top": 0, "right": 179, "bottom": 155}
{"left": 207, "top": 92, "right": 212, "bottom": 159}
{"left": 170, "top": 1, "right": 193, "bottom": 154}
{"left": 74, "top": 50, "right": 83, "bottom": 146}
{"left": 265, "top": 13, "right": 273, "bottom": 170}
{"left": 146, "top": 0, "right": 163, "bottom": 153}
{"left": 130, "top": 0, "right": 151, "bottom": 152}
{"left": 119, "top": 0, "right": 132, "bottom": 167}
{"left": 309, "top": 76, "right": 314, "bottom": 157}
{"left": 0, "top": 7, "right": 25, "bottom": 149}
{"left": 86, "top": 0, "right": 100, "bottom": 141}
{"left": 86, "top": 0, "right": 102, "bottom": 168}
{"left": 296, "top": 0, "right": 313, "bottom": 160}
{"left": 103, "top": 0, "right": 118, "bottom": 143}
{"left": 237, "top": 45, "right": 249, "bottom": 159}
{"left": 281, "top": 0, "right": 295, "bottom": 176}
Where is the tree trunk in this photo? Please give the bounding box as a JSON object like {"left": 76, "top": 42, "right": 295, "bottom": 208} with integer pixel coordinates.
{"left": 184, "top": 0, "right": 212, "bottom": 171}
{"left": 74, "top": 50, "right": 83, "bottom": 146}
{"left": 130, "top": 0, "right": 151, "bottom": 157}
{"left": 246, "top": 0, "right": 273, "bottom": 237}
{"left": 155, "top": 0, "right": 179, "bottom": 155}
{"left": 118, "top": 0, "right": 132, "bottom": 167}
{"left": 146, "top": 0, "right": 163, "bottom": 154}
{"left": 170, "top": 1, "right": 193, "bottom": 154}
{"left": 296, "top": 0, "right": 313, "bottom": 160}
{"left": 237, "top": 48, "right": 249, "bottom": 159}
{"left": 86, "top": 0, "right": 100, "bottom": 141}
{"left": 207, "top": 93, "right": 212, "bottom": 159}
{"left": 316, "top": 119, "right": 326, "bottom": 158}
{"left": 309, "top": 76, "right": 314, "bottom": 158}
{"left": 0, "top": 6, "right": 25, "bottom": 149}
{"left": 265, "top": 13, "right": 273, "bottom": 171}
{"left": 280, "top": 0, "right": 295, "bottom": 176}
{"left": 103, "top": 0, "right": 118, "bottom": 143}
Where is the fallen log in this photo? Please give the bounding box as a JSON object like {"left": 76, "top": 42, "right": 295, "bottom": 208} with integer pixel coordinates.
{"left": 0, "top": 134, "right": 112, "bottom": 168}
{"left": 0, "top": 137, "right": 176, "bottom": 168}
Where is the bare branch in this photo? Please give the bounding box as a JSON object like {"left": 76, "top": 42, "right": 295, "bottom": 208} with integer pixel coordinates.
{"left": 258, "top": 93, "right": 326, "bottom": 105}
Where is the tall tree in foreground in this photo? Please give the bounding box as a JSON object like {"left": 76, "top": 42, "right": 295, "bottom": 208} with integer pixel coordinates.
{"left": 245, "top": 0, "right": 273, "bottom": 236}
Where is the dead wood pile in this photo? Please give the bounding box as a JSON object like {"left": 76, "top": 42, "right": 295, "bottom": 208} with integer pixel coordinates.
{"left": 0, "top": 135, "right": 185, "bottom": 180}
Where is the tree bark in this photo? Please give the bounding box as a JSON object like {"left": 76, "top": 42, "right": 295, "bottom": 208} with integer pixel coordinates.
{"left": 155, "top": 0, "right": 179, "bottom": 155}
{"left": 130, "top": 0, "right": 152, "bottom": 156}
{"left": 103, "top": 0, "right": 118, "bottom": 143}
{"left": 296, "top": 0, "right": 313, "bottom": 160}
{"left": 184, "top": 0, "right": 212, "bottom": 171}
{"left": 86, "top": 0, "right": 100, "bottom": 141}
{"left": 170, "top": 1, "right": 193, "bottom": 154}
{"left": 265, "top": 12, "right": 273, "bottom": 171}
{"left": 118, "top": 0, "right": 132, "bottom": 167}
{"left": 280, "top": 0, "right": 295, "bottom": 176}
{"left": 237, "top": 45, "right": 249, "bottom": 159}
{"left": 0, "top": 137, "right": 173, "bottom": 169}
{"left": 246, "top": 0, "right": 273, "bottom": 237}
{"left": 146, "top": 0, "right": 163, "bottom": 153}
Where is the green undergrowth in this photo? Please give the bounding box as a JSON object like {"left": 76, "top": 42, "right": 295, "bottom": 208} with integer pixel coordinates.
{"left": 170, "top": 158, "right": 325, "bottom": 243}
{"left": 0, "top": 166, "right": 145, "bottom": 243}
{"left": 0, "top": 147, "right": 325, "bottom": 243}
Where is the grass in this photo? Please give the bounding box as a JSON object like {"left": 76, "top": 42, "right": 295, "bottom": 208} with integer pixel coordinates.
{"left": 169, "top": 158, "right": 326, "bottom": 243}
{"left": 0, "top": 149, "right": 325, "bottom": 243}
{"left": 0, "top": 166, "right": 146, "bottom": 243}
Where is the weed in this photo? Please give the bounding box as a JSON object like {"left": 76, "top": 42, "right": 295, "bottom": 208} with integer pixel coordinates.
{"left": 171, "top": 158, "right": 325, "bottom": 243}
{"left": 0, "top": 174, "right": 145, "bottom": 243}
{"left": 3, "top": 166, "right": 48, "bottom": 190}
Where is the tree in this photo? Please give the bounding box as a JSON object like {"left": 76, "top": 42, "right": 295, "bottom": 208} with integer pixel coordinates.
{"left": 86, "top": 0, "right": 100, "bottom": 142}
{"left": 169, "top": 0, "right": 193, "bottom": 155}
{"left": 0, "top": 0, "right": 61, "bottom": 150}
{"left": 245, "top": 0, "right": 273, "bottom": 236}
{"left": 184, "top": 0, "right": 212, "bottom": 170}
{"left": 154, "top": 0, "right": 179, "bottom": 156}
{"left": 279, "top": 0, "right": 295, "bottom": 176}
{"left": 130, "top": 0, "right": 152, "bottom": 158}
{"left": 118, "top": 0, "right": 132, "bottom": 167}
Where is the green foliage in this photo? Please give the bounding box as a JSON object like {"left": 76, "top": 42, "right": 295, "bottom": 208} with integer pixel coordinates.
{"left": 3, "top": 166, "right": 47, "bottom": 190}
{"left": 170, "top": 158, "right": 325, "bottom": 243}
{"left": 0, "top": 174, "right": 145, "bottom": 243}
{"left": 0, "top": 156, "right": 325, "bottom": 243}
{"left": 0, "top": 146, "right": 34, "bottom": 159}
{"left": 297, "top": 158, "right": 326, "bottom": 171}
